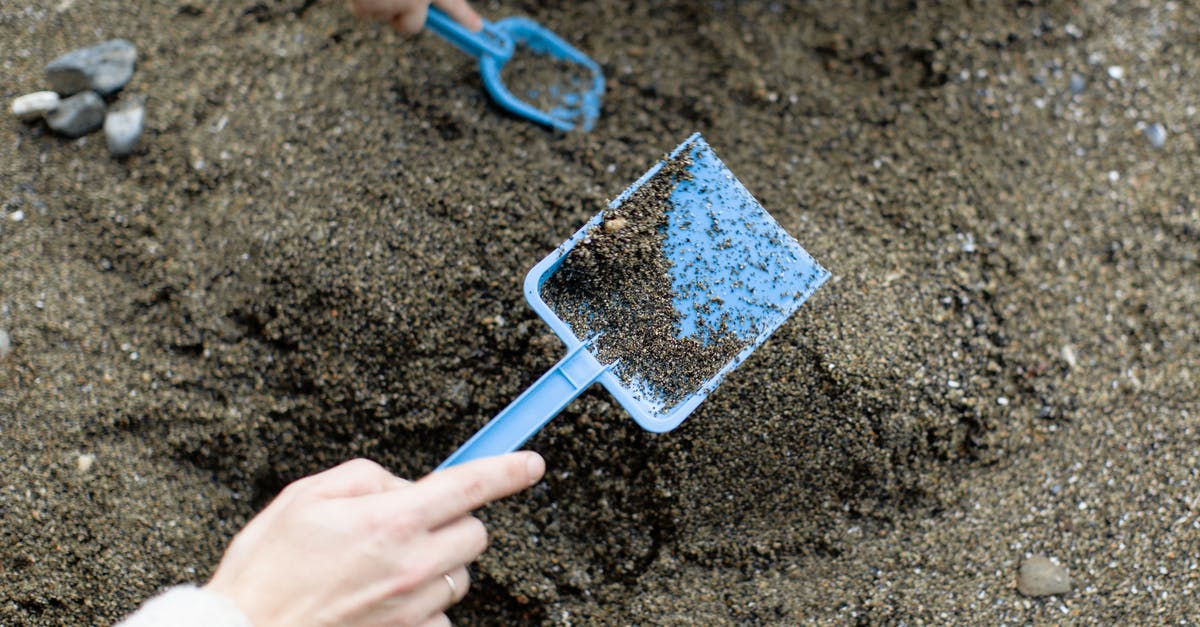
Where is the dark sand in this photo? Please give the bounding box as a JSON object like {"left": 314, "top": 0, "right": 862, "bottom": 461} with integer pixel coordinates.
{"left": 2, "top": 0, "right": 1197, "bottom": 624}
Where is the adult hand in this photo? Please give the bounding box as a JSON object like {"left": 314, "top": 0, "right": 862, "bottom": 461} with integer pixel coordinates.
{"left": 204, "top": 452, "right": 545, "bottom": 627}
{"left": 347, "top": 0, "right": 483, "bottom": 35}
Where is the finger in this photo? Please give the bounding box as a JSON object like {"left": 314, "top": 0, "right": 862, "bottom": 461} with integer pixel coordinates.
{"left": 452, "top": 565, "right": 471, "bottom": 603}
{"left": 406, "top": 452, "right": 544, "bottom": 528}
{"left": 416, "top": 613, "right": 452, "bottom": 627}
{"left": 345, "top": 0, "right": 376, "bottom": 19}
{"left": 444, "top": 565, "right": 470, "bottom": 604}
{"left": 347, "top": 0, "right": 400, "bottom": 21}
{"left": 390, "top": 563, "right": 471, "bottom": 622}
{"left": 237, "top": 459, "right": 409, "bottom": 549}
{"left": 391, "top": 4, "right": 429, "bottom": 35}
{"left": 309, "top": 458, "right": 411, "bottom": 498}
{"left": 412, "top": 516, "right": 489, "bottom": 577}
{"left": 433, "top": 0, "right": 482, "bottom": 32}
{"left": 367, "top": 559, "right": 470, "bottom": 619}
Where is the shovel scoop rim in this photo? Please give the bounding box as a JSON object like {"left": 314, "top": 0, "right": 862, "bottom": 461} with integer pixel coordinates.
{"left": 477, "top": 17, "right": 604, "bottom": 132}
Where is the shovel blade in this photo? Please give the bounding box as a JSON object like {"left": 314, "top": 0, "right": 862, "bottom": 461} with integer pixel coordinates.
{"left": 525, "top": 133, "right": 830, "bottom": 432}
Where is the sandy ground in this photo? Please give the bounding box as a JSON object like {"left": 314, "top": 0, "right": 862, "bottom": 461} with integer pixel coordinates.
{"left": 2, "top": 0, "right": 1198, "bottom": 624}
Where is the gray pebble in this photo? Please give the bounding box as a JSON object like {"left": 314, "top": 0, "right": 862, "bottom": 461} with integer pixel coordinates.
{"left": 45, "top": 91, "right": 105, "bottom": 138}
{"left": 1069, "top": 73, "right": 1086, "bottom": 95}
{"left": 104, "top": 97, "right": 145, "bottom": 157}
{"left": 45, "top": 39, "right": 137, "bottom": 97}
{"left": 10, "top": 91, "right": 60, "bottom": 121}
{"left": 0, "top": 329, "right": 9, "bottom": 359}
{"left": 1144, "top": 123, "right": 1167, "bottom": 149}
{"left": 1017, "top": 554, "right": 1072, "bottom": 597}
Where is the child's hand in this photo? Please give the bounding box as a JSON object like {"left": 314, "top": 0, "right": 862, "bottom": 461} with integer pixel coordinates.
{"left": 205, "top": 453, "right": 545, "bottom": 627}
{"left": 347, "top": 0, "right": 482, "bottom": 35}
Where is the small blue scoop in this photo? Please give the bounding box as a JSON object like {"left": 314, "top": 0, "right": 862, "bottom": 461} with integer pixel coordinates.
{"left": 438, "top": 133, "right": 829, "bottom": 469}
{"left": 426, "top": 7, "right": 604, "bottom": 131}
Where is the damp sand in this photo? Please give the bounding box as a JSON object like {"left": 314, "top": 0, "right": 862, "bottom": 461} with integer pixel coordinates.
{"left": 2, "top": 1, "right": 1198, "bottom": 624}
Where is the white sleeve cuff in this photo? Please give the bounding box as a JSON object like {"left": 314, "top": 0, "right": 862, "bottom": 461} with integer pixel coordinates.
{"left": 115, "top": 584, "right": 253, "bottom": 627}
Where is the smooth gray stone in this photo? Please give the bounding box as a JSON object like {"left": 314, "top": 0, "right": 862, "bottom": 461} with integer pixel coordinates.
{"left": 45, "top": 91, "right": 105, "bottom": 138}
{"left": 45, "top": 39, "right": 137, "bottom": 96}
{"left": 104, "top": 97, "right": 145, "bottom": 157}
{"left": 1017, "top": 554, "right": 1072, "bottom": 597}
{"left": 10, "top": 91, "right": 60, "bottom": 121}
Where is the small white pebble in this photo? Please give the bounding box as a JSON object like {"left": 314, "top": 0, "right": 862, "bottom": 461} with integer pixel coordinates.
{"left": 0, "top": 329, "right": 10, "bottom": 359}
{"left": 604, "top": 217, "right": 629, "bottom": 233}
{"left": 1061, "top": 344, "right": 1078, "bottom": 369}
{"left": 10, "top": 90, "right": 60, "bottom": 121}
{"left": 9, "top": 210, "right": 24, "bottom": 222}
{"left": 76, "top": 453, "right": 96, "bottom": 473}
{"left": 997, "top": 397, "right": 1009, "bottom": 406}
{"left": 1018, "top": 555, "right": 1072, "bottom": 597}
{"left": 1107, "top": 170, "right": 1120, "bottom": 182}
{"left": 1106, "top": 65, "right": 1124, "bottom": 79}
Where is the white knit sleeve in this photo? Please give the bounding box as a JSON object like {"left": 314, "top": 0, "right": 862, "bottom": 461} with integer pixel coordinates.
{"left": 115, "top": 584, "right": 253, "bottom": 627}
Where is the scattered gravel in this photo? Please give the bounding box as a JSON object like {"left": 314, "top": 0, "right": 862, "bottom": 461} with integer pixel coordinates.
{"left": 16, "top": 40, "right": 144, "bottom": 151}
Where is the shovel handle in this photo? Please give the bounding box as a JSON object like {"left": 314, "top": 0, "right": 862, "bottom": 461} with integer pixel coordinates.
{"left": 426, "top": 6, "right": 513, "bottom": 60}
{"left": 437, "top": 342, "right": 605, "bottom": 469}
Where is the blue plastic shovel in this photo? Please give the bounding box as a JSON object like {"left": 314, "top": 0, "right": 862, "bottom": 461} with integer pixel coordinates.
{"left": 438, "top": 133, "right": 830, "bottom": 469}
{"left": 425, "top": 7, "right": 604, "bottom": 131}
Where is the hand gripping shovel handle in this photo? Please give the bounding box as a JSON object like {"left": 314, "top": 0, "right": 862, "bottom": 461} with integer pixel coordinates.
{"left": 426, "top": 6, "right": 512, "bottom": 60}
{"left": 437, "top": 343, "right": 606, "bottom": 470}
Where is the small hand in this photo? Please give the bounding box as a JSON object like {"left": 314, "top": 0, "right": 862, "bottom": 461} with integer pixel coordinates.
{"left": 205, "top": 453, "right": 545, "bottom": 627}
{"left": 347, "top": 0, "right": 483, "bottom": 35}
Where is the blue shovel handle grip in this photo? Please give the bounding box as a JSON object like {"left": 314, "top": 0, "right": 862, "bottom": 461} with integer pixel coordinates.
{"left": 437, "top": 343, "right": 606, "bottom": 470}
{"left": 426, "top": 6, "right": 512, "bottom": 60}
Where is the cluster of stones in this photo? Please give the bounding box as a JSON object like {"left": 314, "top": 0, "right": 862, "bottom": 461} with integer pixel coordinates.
{"left": 9, "top": 39, "right": 144, "bottom": 157}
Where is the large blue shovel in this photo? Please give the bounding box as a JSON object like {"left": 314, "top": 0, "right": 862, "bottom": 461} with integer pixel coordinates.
{"left": 426, "top": 7, "right": 604, "bottom": 131}
{"left": 438, "top": 133, "right": 829, "bottom": 469}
